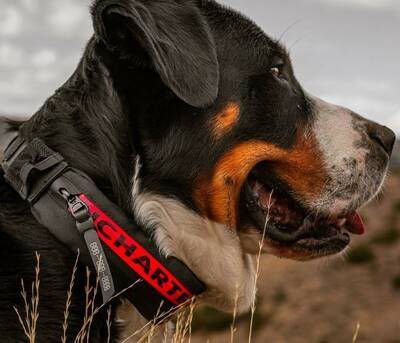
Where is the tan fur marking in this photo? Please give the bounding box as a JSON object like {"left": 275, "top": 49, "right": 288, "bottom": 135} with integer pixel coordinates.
{"left": 194, "top": 133, "right": 326, "bottom": 228}
{"left": 211, "top": 102, "right": 240, "bottom": 138}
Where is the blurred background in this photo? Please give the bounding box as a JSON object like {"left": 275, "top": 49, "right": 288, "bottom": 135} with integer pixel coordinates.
{"left": 1, "top": 0, "right": 399, "bottom": 342}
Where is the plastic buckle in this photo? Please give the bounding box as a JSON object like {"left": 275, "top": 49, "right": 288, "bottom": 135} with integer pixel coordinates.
{"left": 66, "top": 194, "right": 94, "bottom": 234}
{"left": 59, "top": 188, "right": 115, "bottom": 302}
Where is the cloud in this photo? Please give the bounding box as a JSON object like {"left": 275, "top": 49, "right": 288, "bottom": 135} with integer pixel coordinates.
{"left": 34, "top": 69, "right": 58, "bottom": 83}
{"left": 386, "top": 111, "right": 400, "bottom": 133}
{"left": 21, "top": 0, "right": 38, "bottom": 12}
{"left": 321, "top": 93, "right": 392, "bottom": 113}
{"left": 0, "top": 44, "right": 23, "bottom": 68}
{"left": 0, "top": 7, "right": 23, "bottom": 36}
{"left": 32, "top": 49, "right": 57, "bottom": 67}
{"left": 316, "top": 0, "right": 400, "bottom": 11}
{"left": 47, "top": 2, "right": 91, "bottom": 36}
{"left": 0, "top": 69, "right": 33, "bottom": 97}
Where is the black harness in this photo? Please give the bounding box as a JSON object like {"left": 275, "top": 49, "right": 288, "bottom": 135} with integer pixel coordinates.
{"left": 0, "top": 120, "right": 205, "bottom": 321}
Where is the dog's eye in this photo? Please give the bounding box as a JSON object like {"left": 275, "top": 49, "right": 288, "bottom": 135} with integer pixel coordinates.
{"left": 270, "top": 65, "right": 286, "bottom": 81}
{"left": 270, "top": 67, "right": 280, "bottom": 77}
{"left": 270, "top": 63, "right": 289, "bottom": 83}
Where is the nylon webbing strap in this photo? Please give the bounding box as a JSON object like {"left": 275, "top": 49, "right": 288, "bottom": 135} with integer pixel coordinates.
{"left": 0, "top": 119, "right": 18, "bottom": 162}
{"left": 3, "top": 138, "right": 68, "bottom": 203}
{"left": 2, "top": 137, "right": 115, "bottom": 303}
{"left": 0, "top": 134, "right": 206, "bottom": 320}
{"left": 60, "top": 187, "right": 116, "bottom": 303}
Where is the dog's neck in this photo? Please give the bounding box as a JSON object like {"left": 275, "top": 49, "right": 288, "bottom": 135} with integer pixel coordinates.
{"left": 19, "top": 39, "right": 256, "bottom": 338}
{"left": 20, "top": 39, "right": 137, "bottom": 210}
{"left": 132, "top": 191, "right": 256, "bottom": 312}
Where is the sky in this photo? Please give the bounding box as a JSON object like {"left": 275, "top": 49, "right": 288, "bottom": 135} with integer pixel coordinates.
{"left": 0, "top": 0, "right": 399, "bottom": 132}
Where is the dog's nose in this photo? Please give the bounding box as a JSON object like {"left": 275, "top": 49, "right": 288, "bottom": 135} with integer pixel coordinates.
{"left": 367, "top": 123, "right": 396, "bottom": 156}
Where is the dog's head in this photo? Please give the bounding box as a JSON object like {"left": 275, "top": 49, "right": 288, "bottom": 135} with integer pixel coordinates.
{"left": 91, "top": 0, "right": 395, "bottom": 261}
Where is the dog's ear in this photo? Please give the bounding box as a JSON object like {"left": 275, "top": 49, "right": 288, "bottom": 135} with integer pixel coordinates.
{"left": 92, "top": 0, "right": 219, "bottom": 108}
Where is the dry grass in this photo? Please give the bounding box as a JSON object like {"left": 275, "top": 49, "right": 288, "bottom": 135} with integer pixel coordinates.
{"left": 247, "top": 194, "right": 272, "bottom": 343}
{"left": 12, "top": 196, "right": 272, "bottom": 343}
{"left": 352, "top": 321, "right": 361, "bottom": 343}
{"left": 106, "top": 306, "right": 112, "bottom": 343}
{"left": 14, "top": 241, "right": 361, "bottom": 343}
{"left": 62, "top": 250, "right": 80, "bottom": 343}
{"left": 14, "top": 252, "right": 40, "bottom": 343}
{"left": 120, "top": 298, "right": 196, "bottom": 343}
{"left": 73, "top": 267, "right": 99, "bottom": 343}
{"left": 74, "top": 271, "right": 142, "bottom": 343}
{"left": 229, "top": 285, "right": 239, "bottom": 343}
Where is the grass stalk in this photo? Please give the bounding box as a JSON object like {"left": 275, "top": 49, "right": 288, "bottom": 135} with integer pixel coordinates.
{"left": 61, "top": 250, "right": 80, "bottom": 343}
{"left": 248, "top": 192, "right": 273, "bottom": 343}
{"left": 229, "top": 284, "right": 240, "bottom": 343}
{"left": 352, "top": 321, "right": 361, "bottom": 343}
{"left": 14, "top": 252, "right": 41, "bottom": 343}
{"left": 106, "top": 306, "right": 112, "bottom": 343}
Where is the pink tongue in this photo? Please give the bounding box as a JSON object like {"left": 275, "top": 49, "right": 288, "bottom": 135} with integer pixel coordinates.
{"left": 346, "top": 212, "right": 365, "bottom": 235}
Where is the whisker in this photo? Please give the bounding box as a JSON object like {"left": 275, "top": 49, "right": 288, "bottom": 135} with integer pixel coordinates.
{"left": 277, "top": 19, "right": 303, "bottom": 43}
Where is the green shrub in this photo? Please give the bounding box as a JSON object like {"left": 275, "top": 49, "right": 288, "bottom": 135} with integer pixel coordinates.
{"left": 372, "top": 227, "right": 400, "bottom": 245}
{"left": 346, "top": 245, "right": 375, "bottom": 264}
{"left": 191, "top": 305, "right": 268, "bottom": 333}
{"left": 191, "top": 307, "right": 233, "bottom": 332}
{"left": 392, "top": 275, "right": 400, "bottom": 290}
{"left": 272, "top": 287, "right": 287, "bottom": 304}
{"left": 393, "top": 200, "right": 400, "bottom": 213}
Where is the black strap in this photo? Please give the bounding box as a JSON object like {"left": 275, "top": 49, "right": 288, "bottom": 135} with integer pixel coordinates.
{"left": 3, "top": 138, "right": 68, "bottom": 203}
{"left": 0, "top": 119, "right": 18, "bottom": 156}
{"left": 0, "top": 130, "right": 205, "bottom": 320}
{"left": 2, "top": 135, "right": 116, "bottom": 302}
{"left": 56, "top": 182, "right": 116, "bottom": 303}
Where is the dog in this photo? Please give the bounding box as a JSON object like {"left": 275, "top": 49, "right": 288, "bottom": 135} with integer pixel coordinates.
{"left": 0, "top": 0, "right": 395, "bottom": 342}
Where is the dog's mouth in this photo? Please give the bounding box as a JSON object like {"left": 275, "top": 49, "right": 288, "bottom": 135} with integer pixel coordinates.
{"left": 238, "top": 169, "right": 365, "bottom": 258}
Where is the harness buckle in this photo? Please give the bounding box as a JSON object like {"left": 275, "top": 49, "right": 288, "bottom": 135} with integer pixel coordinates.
{"left": 62, "top": 190, "right": 94, "bottom": 234}
{"left": 59, "top": 187, "right": 115, "bottom": 303}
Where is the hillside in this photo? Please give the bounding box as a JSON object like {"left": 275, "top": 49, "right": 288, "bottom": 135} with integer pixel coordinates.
{"left": 390, "top": 141, "right": 400, "bottom": 169}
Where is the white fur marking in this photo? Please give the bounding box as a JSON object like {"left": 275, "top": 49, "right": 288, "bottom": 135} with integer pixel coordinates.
{"left": 132, "top": 192, "right": 256, "bottom": 313}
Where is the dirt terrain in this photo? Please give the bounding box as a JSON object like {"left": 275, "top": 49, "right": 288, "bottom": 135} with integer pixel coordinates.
{"left": 191, "top": 173, "right": 400, "bottom": 343}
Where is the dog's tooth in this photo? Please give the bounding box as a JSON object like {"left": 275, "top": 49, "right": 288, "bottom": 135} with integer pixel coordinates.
{"left": 251, "top": 184, "right": 261, "bottom": 199}
{"left": 254, "top": 180, "right": 263, "bottom": 192}
{"left": 302, "top": 217, "right": 313, "bottom": 228}
{"left": 336, "top": 218, "right": 347, "bottom": 227}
